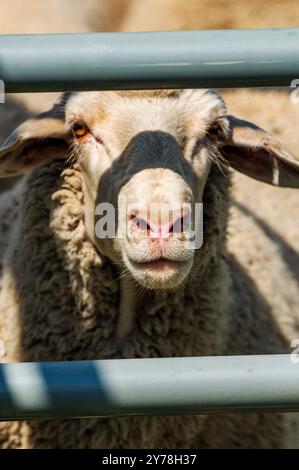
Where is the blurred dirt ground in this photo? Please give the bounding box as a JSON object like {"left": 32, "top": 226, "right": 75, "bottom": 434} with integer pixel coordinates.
{"left": 121, "top": 0, "right": 299, "bottom": 31}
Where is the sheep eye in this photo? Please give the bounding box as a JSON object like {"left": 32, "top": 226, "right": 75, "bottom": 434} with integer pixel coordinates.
{"left": 207, "top": 118, "right": 227, "bottom": 144}
{"left": 207, "top": 123, "right": 221, "bottom": 139}
{"left": 71, "top": 122, "right": 89, "bottom": 138}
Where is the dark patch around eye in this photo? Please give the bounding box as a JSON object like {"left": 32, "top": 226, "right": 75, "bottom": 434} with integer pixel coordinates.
{"left": 207, "top": 118, "right": 228, "bottom": 144}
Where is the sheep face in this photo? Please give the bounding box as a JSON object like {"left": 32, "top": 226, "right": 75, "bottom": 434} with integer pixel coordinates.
{"left": 65, "top": 89, "right": 226, "bottom": 289}
{"left": 1, "top": 89, "right": 299, "bottom": 290}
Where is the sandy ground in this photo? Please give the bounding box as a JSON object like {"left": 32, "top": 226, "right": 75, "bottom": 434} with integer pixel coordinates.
{"left": 121, "top": 0, "right": 299, "bottom": 31}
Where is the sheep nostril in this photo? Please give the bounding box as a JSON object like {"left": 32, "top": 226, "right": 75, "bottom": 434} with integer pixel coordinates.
{"left": 130, "top": 216, "right": 151, "bottom": 232}
{"left": 169, "top": 214, "right": 191, "bottom": 234}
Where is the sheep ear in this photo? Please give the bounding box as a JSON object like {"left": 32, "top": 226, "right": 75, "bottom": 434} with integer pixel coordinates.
{"left": 217, "top": 115, "right": 299, "bottom": 188}
{"left": 0, "top": 98, "right": 71, "bottom": 177}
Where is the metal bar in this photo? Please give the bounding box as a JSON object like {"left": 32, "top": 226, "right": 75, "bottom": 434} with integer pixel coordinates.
{"left": 0, "top": 355, "right": 298, "bottom": 420}
{"left": 0, "top": 29, "right": 298, "bottom": 92}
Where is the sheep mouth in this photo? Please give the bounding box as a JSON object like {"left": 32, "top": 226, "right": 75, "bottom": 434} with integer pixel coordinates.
{"left": 128, "top": 257, "right": 189, "bottom": 272}
{"left": 124, "top": 255, "right": 194, "bottom": 289}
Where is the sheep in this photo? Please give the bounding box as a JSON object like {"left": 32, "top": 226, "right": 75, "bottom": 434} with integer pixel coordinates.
{"left": 0, "top": 89, "right": 298, "bottom": 448}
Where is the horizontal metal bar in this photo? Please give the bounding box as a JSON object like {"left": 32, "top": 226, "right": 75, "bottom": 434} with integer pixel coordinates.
{"left": 0, "top": 355, "right": 298, "bottom": 420}
{"left": 0, "top": 29, "right": 299, "bottom": 92}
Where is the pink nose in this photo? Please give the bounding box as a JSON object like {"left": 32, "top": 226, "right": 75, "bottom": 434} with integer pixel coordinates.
{"left": 128, "top": 212, "right": 189, "bottom": 241}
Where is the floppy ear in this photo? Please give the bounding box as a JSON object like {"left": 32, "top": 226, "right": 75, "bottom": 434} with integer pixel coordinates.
{"left": 0, "top": 96, "right": 71, "bottom": 177}
{"left": 216, "top": 115, "right": 299, "bottom": 188}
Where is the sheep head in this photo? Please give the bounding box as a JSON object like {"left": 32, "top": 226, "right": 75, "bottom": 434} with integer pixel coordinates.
{"left": 1, "top": 89, "right": 299, "bottom": 290}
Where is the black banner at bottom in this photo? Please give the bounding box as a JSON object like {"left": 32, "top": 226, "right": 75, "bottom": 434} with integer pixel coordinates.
{"left": 0, "top": 449, "right": 295, "bottom": 466}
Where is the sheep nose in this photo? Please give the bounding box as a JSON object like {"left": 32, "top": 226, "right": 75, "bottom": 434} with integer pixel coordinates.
{"left": 128, "top": 211, "right": 190, "bottom": 240}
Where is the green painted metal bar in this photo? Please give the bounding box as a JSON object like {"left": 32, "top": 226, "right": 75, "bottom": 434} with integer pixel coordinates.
{"left": 0, "top": 29, "right": 299, "bottom": 92}
{"left": 0, "top": 355, "right": 298, "bottom": 420}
